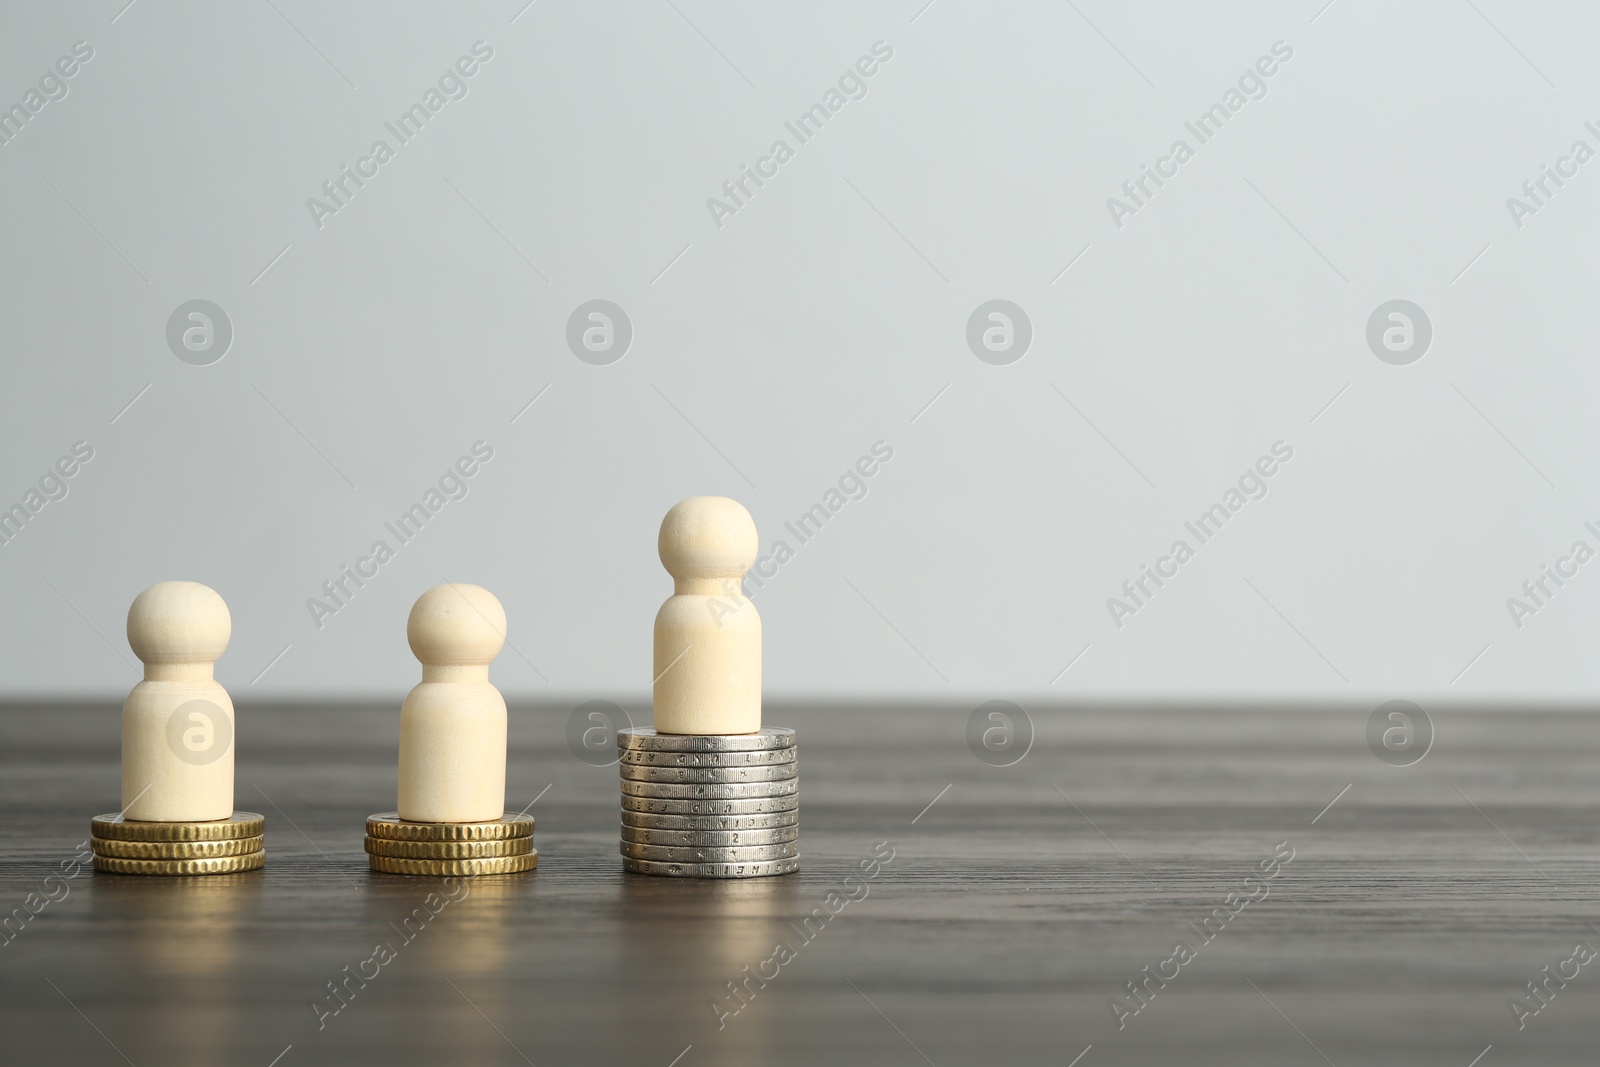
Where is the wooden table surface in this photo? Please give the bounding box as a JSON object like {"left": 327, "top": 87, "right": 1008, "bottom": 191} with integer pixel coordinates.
{"left": 0, "top": 701, "right": 1594, "bottom": 1066}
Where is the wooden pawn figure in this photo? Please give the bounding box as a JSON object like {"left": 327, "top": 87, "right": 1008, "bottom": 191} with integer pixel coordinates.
{"left": 398, "top": 584, "right": 508, "bottom": 822}
{"left": 122, "top": 581, "right": 235, "bottom": 821}
{"left": 654, "top": 496, "right": 761, "bottom": 735}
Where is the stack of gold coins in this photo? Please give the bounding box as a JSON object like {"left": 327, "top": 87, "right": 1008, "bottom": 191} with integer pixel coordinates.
{"left": 364, "top": 813, "right": 537, "bottom": 875}
{"left": 90, "top": 812, "right": 265, "bottom": 875}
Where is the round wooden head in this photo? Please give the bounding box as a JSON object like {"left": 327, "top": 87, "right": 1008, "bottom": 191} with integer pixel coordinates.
{"left": 407, "top": 583, "right": 507, "bottom": 667}
{"left": 658, "top": 496, "right": 758, "bottom": 588}
{"left": 126, "top": 581, "right": 231, "bottom": 666}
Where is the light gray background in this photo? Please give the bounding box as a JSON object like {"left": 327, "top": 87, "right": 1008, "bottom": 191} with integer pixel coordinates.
{"left": 1, "top": 0, "right": 1594, "bottom": 705}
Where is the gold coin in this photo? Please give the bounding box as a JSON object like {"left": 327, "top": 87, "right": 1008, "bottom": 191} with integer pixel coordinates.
{"left": 91, "top": 812, "right": 265, "bottom": 842}
{"left": 93, "top": 851, "right": 265, "bottom": 876}
{"left": 368, "top": 850, "right": 538, "bottom": 876}
{"left": 92, "top": 835, "right": 263, "bottom": 860}
{"left": 364, "top": 836, "right": 533, "bottom": 860}
{"left": 365, "top": 813, "right": 534, "bottom": 842}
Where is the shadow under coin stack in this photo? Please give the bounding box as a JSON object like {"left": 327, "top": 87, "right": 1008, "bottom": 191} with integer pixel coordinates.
{"left": 91, "top": 812, "right": 265, "bottom": 875}
{"left": 617, "top": 727, "right": 798, "bottom": 878}
{"left": 364, "top": 813, "right": 536, "bottom": 875}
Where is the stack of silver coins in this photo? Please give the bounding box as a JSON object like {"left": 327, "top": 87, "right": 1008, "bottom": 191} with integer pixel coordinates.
{"left": 617, "top": 727, "right": 798, "bottom": 878}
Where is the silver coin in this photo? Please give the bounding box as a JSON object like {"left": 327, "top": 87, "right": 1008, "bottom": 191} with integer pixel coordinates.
{"left": 617, "top": 727, "right": 796, "bottom": 753}
{"left": 619, "top": 761, "right": 797, "bottom": 785}
{"left": 620, "top": 794, "right": 799, "bottom": 817}
{"left": 621, "top": 840, "right": 800, "bottom": 863}
{"left": 620, "top": 746, "right": 796, "bottom": 768}
{"left": 621, "top": 824, "right": 798, "bottom": 847}
{"left": 621, "top": 809, "right": 799, "bottom": 832}
{"left": 620, "top": 777, "right": 799, "bottom": 800}
{"left": 622, "top": 855, "right": 800, "bottom": 879}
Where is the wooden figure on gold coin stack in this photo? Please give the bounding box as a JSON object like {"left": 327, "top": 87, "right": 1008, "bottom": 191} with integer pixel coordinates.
{"left": 364, "top": 583, "right": 537, "bottom": 876}
{"left": 90, "top": 581, "right": 267, "bottom": 875}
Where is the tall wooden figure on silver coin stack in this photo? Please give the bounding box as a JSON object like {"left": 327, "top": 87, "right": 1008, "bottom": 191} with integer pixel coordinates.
{"left": 91, "top": 581, "right": 267, "bottom": 875}
{"left": 618, "top": 497, "right": 800, "bottom": 878}
{"left": 364, "top": 583, "right": 537, "bottom": 876}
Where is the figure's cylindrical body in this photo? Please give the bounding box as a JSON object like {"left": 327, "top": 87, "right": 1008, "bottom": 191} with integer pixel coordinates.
{"left": 398, "top": 679, "right": 507, "bottom": 822}
{"left": 653, "top": 595, "right": 761, "bottom": 734}
{"left": 121, "top": 680, "right": 235, "bottom": 821}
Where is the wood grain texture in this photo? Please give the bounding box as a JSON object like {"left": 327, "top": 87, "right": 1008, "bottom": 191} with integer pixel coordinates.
{"left": 0, "top": 701, "right": 1594, "bottom": 1066}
